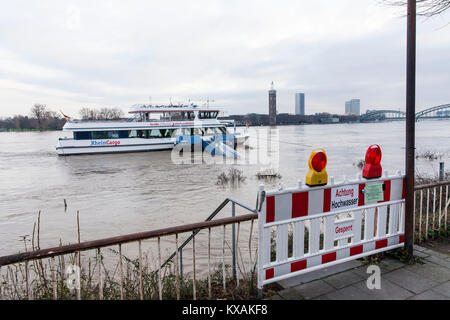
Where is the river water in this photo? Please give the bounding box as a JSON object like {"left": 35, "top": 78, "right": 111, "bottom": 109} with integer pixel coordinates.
{"left": 0, "top": 121, "right": 448, "bottom": 256}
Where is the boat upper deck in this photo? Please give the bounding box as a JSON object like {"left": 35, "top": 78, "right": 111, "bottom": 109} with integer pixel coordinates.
{"left": 129, "top": 104, "right": 220, "bottom": 114}
{"left": 63, "top": 104, "right": 228, "bottom": 132}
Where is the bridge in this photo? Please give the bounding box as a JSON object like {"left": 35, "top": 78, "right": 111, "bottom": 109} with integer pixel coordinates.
{"left": 359, "top": 104, "right": 450, "bottom": 122}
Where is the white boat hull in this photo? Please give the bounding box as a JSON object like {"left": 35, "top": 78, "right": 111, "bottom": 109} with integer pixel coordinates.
{"left": 56, "top": 134, "right": 248, "bottom": 156}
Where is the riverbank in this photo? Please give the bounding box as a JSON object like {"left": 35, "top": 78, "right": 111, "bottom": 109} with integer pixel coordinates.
{"left": 0, "top": 128, "right": 61, "bottom": 132}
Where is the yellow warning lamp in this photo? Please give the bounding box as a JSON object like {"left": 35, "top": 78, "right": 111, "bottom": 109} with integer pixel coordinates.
{"left": 305, "top": 148, "right": 328, "bottom": 187}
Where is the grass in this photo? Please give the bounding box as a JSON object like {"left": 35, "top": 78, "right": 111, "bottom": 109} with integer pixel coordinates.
{"left": 415, "top": 149, "right": 443, "bottom": 161}
{"left": 0, "top": 247, "right": 280, "bottom": 300}
{"left": 256, "top": 168, "right": 282, "bottom": 180}
{"left": 0, "top": 209, "right": 271, "bottom": 300}
{"left": 354, "top": 159, "right": 365, "bottom": 169}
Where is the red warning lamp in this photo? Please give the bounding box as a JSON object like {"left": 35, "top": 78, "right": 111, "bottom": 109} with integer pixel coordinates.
{"left": 311, "top": 152, "right": 327, "bottom": 172}
{"left": 362, "top": 144, "right": 382, "bottom": 179}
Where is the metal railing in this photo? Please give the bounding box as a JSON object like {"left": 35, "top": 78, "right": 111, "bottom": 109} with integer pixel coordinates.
{"left": 160, "top": 197, "right": 257, "bottom": 281}
{"left": 414, "top": 180, "right": 450, "bottom": 241}
{"left": 0, "top": 201, "right": 259, "bottom": 300}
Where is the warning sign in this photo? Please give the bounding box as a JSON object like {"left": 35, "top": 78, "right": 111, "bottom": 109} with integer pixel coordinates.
{"left": 334, "top": 219, "right": 355, "bottom": 239}
{"left": 330, "top": 184, "right": 359, "bottom": 211}
{"left": 364, "top": 182, "right": 384, "bottom": 204}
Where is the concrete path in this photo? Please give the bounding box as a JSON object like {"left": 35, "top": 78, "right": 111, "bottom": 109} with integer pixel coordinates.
{"left": 268, "top": 245, "right": 450, "bottom": 300}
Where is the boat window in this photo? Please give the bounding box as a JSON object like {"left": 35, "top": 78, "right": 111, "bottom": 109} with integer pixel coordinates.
{"left": 218, "top": 127, "right": 227, "bottom": 134}
{"left": 193, "top": 128, "right": 204, "bottom": 136}
{"left": 159, "top": 129, "right": 173, "bottom": 137}
{"left": 109, "top": 131, "right": 120, "bottom": 139}
{"left": 205, "top": 127, "right": 220, "bottom": 135}
{"left": 199, "top": 111, "right": 219, "bottom": 119}
{"left": 182, "top": 128, "right": 191, "bottom": 136}
{"left": 137, "top": 130, "right": 145, "bottom": 138}
{"left": 148, "top": 129, "right": 163, "bottom": 138}
{"left": 118, "top": 130, "right": 128, "bottom": 138}
{"left": 74, "top": 131, "right": 91, "bottom": 140}
{"left": 129, "top": 130, "right": 138, "bottom": 138}
{"left": 170, "top": 112, "right": 183, "bottom": 121}
{"left": 92, "top": 131, "right": 108, "bottom": 139}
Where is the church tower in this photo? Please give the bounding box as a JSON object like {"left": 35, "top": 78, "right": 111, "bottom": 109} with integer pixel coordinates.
{"left": 268, "top": 81, "right": 277, "bottom": 126}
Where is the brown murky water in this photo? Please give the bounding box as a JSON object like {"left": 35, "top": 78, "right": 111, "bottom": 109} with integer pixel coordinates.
{"left": 0, "top": 121, "right": 448, "bottom": 256}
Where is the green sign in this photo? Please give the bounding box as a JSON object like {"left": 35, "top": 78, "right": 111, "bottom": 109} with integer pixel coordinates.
{"left": 364, "top": 182, "right": 384, "bottom": 204}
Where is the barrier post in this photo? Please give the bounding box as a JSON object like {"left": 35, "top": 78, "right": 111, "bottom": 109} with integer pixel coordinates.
{"left": 232, "top": 202, "right": 236, "bottom": 279}
{"left": 257, "top": 184, "right": 265, "bottom": 299}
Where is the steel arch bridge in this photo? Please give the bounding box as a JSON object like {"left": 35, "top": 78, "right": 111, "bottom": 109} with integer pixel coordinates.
{"left": 359, "top": 110, "right": 406, "bottom": 121}
{"left": 415, "top": 104, "right": 450, "bottom": 120}
{"left": 360, "top": 104, "right": 450, "bottom": 122}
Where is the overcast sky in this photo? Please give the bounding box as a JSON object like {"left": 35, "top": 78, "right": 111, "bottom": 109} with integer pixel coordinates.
{"left": 0, "top": 0, "right": 449, "bottom": 117}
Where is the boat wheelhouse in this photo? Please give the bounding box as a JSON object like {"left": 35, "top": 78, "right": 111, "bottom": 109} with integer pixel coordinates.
{"left": 56, "top": 104, "right": 248, "bottom": 155}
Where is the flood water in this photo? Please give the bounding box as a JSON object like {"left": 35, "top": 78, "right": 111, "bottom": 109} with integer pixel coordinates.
{"left": 0, "top": 121, "right": 448, "bottom": 256}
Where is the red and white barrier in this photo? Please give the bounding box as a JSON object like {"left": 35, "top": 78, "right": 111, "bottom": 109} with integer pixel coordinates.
{"left": 257, "top": 171, "right": 406, "bottom": 289}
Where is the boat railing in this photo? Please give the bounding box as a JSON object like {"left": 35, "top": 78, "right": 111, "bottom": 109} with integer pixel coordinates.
{"left": 68, "top": 117, "right": 139, "bottom": 123}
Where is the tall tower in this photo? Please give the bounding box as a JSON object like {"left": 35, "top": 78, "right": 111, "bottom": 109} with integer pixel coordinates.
{"left": 268, "top": 81, "right": 277, "bottom": 126}
{"left": 345, "top": 99, "right": 360, "bottom": 115}
{"left": 295, "top": 93, "right": 305, "bottom": 115}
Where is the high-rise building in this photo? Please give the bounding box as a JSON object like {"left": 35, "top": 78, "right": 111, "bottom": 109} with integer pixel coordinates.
{"left": 295, "top": 93, "right": 305, "bottom": 115}
{"left": 268, "top": 81, "right": 277, "bottom": 126}
{"left": 345, "top": 99, "right": 360, "bottom": 115}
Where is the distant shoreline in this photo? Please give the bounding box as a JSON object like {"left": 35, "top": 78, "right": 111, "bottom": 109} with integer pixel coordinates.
{"left": 0, "top": 128, "right": 62, "bottom": 132}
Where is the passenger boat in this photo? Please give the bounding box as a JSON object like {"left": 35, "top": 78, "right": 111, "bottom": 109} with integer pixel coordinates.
{"left": 56, "top": 104, "right": 249, "bottom": 155}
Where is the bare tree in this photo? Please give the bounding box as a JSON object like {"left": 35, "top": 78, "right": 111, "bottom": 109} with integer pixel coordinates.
{"left": 79, "top": 107, "right": 99, "bottom": 120}
{"left": 79, "top": 107, "right": 124, "bottom": 120}
{"left": 28, "top": 104, "right": 66, "bottom": 130}
{"left": 101, "top": 107, "right": 124, "bottom": 119}
{"left": 381, "top": 0, "right": 450, "bottom": 17}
